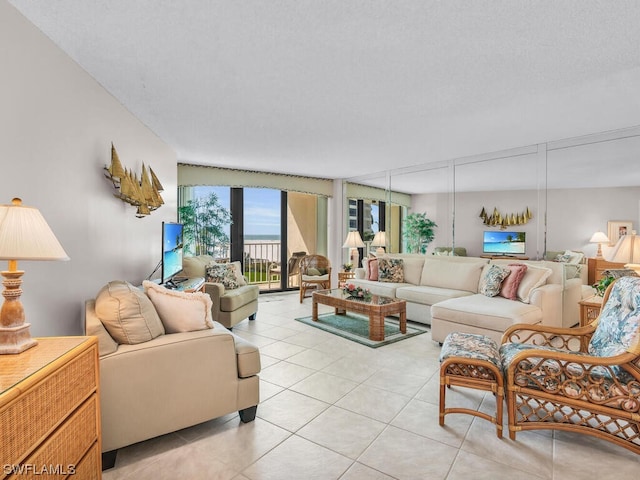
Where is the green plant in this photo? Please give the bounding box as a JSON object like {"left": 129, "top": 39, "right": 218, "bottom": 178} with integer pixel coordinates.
{"left": 593, "top": 275, "right": 614, "bottom": 296}
{"left": 403, "top": 212, "right": 437, "bottom": 253}
{"left": 178, "top": 192, "right": 232, "bottom": 256}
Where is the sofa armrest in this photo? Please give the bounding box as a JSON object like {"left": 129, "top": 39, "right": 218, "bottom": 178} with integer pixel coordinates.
{"left": 529, "top": 283, "right": 563, "bottom": 329}
{"left": 232, "top": 333, "right": 261, "bottom": 377}
{"left": 203, "top": 282, "right": 225, "bottom": 311}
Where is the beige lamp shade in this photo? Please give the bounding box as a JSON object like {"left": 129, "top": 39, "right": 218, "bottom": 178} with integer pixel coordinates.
{"left": 0, "top": 199, "right": 69, "bottom": 261}
{"left": 371, "top": 231, "right": 386, "bottom": 255}
{"left": 589, "top": 231, "right": 610, "bottom": 244}
{"left": 371, "top": 231, "right": 386, "bottom": 247}
{"left": 607, "top": 234, "right": 640, "bottom": 264}
{"left": 342, "top": 231, "right": 365, "bottom": 249}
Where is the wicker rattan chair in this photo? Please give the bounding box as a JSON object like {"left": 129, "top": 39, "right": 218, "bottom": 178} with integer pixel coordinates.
{"left": 268, "top": 251, "right": 306, "bottom": 288}
{"left": 500, "top": 277, "right": 640, "bottom": 455}
{"left": 299, "top": 254, "right": 331, "bottom": 302}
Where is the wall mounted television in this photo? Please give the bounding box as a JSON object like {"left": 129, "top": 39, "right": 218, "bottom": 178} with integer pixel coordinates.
{"left": 482, "top": 231, "right": 526, "bottom": 255}
{"left": 161, "top": 222, "right": 184, "bottom": 285}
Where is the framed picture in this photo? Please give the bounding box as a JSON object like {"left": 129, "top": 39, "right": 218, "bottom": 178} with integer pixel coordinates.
{"left": 608, "top": 221, "right": 633, "bottom": 246}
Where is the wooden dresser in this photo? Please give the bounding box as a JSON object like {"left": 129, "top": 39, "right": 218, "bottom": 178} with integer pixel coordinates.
{"left": 587, "top": 258, "right": 626, "bottom": 284}
{"left": 0, "top": 337, "right": 101, "bottom": 479}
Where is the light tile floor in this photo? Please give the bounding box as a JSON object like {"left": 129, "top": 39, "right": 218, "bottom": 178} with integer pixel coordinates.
{"left": 103, "top": 292, "right": 639, "bottom": 480}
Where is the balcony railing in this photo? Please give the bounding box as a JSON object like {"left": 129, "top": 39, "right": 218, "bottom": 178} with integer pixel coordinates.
{"left": 243, "top": 241, "right": 282, "bottom": 289}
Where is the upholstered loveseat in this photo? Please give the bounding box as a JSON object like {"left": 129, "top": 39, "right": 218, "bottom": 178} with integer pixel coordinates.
{"left": 352, "top": 254, "right": 588, "bottom": 343}
{"left": 182, "top": 255, "right": 259, "bottom": 329}
{"left": 85, "top": 280, "right": 261, "bottom": 469}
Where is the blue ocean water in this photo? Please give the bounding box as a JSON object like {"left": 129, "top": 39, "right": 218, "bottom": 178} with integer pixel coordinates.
{"left": 484, "top": 242, "right": 525, "bottom": 254}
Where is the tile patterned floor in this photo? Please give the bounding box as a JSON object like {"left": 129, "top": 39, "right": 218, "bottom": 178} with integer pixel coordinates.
{"left": 103, "top": 292, "right": 639, "bottom": 480}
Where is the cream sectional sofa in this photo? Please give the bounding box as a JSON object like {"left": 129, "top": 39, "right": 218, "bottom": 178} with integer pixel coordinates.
{"left": 352, "top": 254, "right": 587, "bottom": 344}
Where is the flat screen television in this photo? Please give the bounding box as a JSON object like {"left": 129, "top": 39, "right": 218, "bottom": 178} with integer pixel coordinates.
{"left": 161, "top": 222, "right": 184, "bottom": 285}
{"left": 483, "top": 231, "right": 526, "bottom": 255}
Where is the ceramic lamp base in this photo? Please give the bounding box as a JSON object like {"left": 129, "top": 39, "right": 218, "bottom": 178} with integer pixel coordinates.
{"left": 0, "top": 323, "right": 38, "bottom": 354}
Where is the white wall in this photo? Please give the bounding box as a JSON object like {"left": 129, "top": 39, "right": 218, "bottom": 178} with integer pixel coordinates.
{"left": 0, "top": 2, "right": 177, "bottom": 336}
{"left": 413, "top": 186, "right": 640, "bottom": 258}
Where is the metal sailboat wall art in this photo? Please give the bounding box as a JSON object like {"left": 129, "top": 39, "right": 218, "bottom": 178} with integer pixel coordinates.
{"left": 104, "top": 143, "right": 164, "bottom": 217}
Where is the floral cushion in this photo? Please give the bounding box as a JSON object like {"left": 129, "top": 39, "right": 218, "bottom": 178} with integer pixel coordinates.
{"left": 378, "top": 258, "right": 404, "bottom": 283}
{"left": 205, "top": 263, "right": 239, "bottom": 289}
{"left": 500, "top": 342, "right": 640, "bottom": 411}
{"left": 588, "top": 276, "right": 640, "bottom": 376}
{"left": 479, "top": 264, "right": 511, "bottom": 297}
{"left": 439, "top": 332, "right": 501, "bottom": 369}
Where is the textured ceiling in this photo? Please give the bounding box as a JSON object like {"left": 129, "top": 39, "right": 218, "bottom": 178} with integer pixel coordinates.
{"left": 8, "top": 0, "right": 640, "bottom": 191}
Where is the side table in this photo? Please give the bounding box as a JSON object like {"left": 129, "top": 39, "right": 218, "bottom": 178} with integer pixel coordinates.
{"left": 338, "top": 271, "right": 355, "bottom": 288}
{"left": 579, "top": 295, "right": 603, "bottom": 327}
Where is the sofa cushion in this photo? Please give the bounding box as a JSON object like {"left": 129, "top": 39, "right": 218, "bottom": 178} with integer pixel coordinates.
{"left": 368, "top": 258, "right": 379, "bottom": 281}
{"left": 395, "top": 285, "right": 473, "bottom": 306}
{"left": 85, "top": 300, "right": 119, "bottom": 356}
{"left": 397, "top": 256, "right": 425, "bottom": 285}
{"left": 95, "top": 280, "right": 165, "bottom": 344}
{"left": 431, "top": 294, "right": 542, "bottom": 332}
{"left": 220, "top": 284, "right": 260, "bottom": 312}
{"left": 181, "top": 255, "right": 208, "bottom": 278}
{"left": 379, "top": 257, "right": 404, "bottom": 283}
{"left": 349, "top": 279, "right": 406, "bottom": 298}
{"left": 499, "top": 263, "right": 528, "bottom": 300}
{"left": 206, "top": 263, "right": 239, "bottom": 289}
{"left": 420, "top": 258, "right": 486, "bottom": 293}
{"left": 516, "top": 264, "right": 552, "bottom": 303}
{"left": 143, "top": 281, "right": 214, "bottom": 333}
{"left": 479, "top": 264, "right": 511, "bottom": 297}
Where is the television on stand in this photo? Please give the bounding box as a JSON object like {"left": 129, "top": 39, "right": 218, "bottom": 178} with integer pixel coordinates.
{"left": 161, "top": 222, "right": 184, "bottom": 287}
{"left": 483, "top": 231, "right": 526, "bottom": 256}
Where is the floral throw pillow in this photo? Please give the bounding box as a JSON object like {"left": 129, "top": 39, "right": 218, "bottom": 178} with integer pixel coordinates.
{"left": 205, "top": 263, "right": 239, "bottom": 289}
{"left": 479, "top": 264, "right": 511, "bottom": 297}
{"left": 378, "top": 258, "right": 404, "bottom": 283}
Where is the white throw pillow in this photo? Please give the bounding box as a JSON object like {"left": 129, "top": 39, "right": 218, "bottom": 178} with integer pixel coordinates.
{"left": 563, "top": 250, "right": 584, "bottom": 265}
{"left": 143, "top": 281, "right": 214, "bottom": 333}
{"left": 516, "top": 265, "right": 553, "bottom": 303}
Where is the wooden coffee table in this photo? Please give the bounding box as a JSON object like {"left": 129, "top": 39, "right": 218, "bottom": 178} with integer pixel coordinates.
{"left": 312, "top": 289, "right": 406, "bottom": 341}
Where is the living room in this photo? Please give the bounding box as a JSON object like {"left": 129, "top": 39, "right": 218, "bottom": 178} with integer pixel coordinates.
{"left": 2, "top": 2, "right": 640, "bottom": 478}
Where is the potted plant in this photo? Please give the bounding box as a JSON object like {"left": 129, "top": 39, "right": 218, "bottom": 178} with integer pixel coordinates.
{"left": 593, "top": 274, "right": 615, "bottom": 296}
{"left": 403, "top": 212, "right": 437, "bottom": 254}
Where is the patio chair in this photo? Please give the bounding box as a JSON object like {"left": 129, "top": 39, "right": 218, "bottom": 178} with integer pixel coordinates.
{"left": 299, "top": 254, "right": 331, "bottom": 302}
{"left": 268, "top": 251, "right": 306, "bottom": 288}
{"left": 500, "top": 276, "right": 640, "bottom": 455}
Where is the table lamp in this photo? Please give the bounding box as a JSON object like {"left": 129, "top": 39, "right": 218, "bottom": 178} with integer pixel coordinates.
{"left": 589, "top": 231, "right": 610, "bottom": 259}
{"left": 343, "top": 231, "right": 365, "bottom": 268}
{"left": 0, "top": 198, "right": 69, "bottom": 354}
{"left": 607, "top": 231, "right": 640, "bottom": 274}
{"left": 370, "top": 231, "right": 387, "bottom": 255}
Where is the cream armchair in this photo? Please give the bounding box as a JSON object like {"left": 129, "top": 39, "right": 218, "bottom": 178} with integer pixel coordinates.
{"left": 85, "top": 282, "right": 261, "bottom": 470}
{"left": 182, "top": 255, "right": 259, "bottom": 329}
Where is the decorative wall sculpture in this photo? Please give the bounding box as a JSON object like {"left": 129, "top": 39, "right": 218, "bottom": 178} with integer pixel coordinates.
{"left": 104, "top": 143, "right": 164, "bottom": 217}
{"left": 479, "top": 206, "right": 532, "bottom": 229}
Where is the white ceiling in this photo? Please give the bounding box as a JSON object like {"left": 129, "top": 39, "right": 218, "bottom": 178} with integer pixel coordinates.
{"left": 8, "top": 1, "right": 640, "bottom": 192}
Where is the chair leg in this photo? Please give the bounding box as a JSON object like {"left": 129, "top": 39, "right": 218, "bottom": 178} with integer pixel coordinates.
{"left": 249, "top": 312, "right": 256, "bottom": 321}
{"left": 239, "top": 405, "right": 257, "bottom": 423}
{"left": 102, "top": 450, "right": 118, "bottom": 470}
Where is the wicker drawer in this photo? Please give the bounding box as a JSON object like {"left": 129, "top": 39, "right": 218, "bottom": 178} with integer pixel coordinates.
{"left": 0, "top": 337, "right": 100, "bottom": 480}
{"left": 6, "top": 395, "right": 98, "bottom": 480}
{"left": 71, "top": 442, "right": 101, "bottom": 480}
